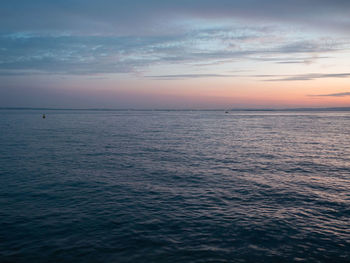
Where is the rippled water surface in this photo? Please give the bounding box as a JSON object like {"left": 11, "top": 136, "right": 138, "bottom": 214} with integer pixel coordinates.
{"left": 0, "top": 110, "right": 349, "bottom": 262}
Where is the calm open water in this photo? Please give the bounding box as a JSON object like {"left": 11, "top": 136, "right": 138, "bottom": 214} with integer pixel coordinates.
{"left": 0, "top": 110, "right": 349, "bottom": 262}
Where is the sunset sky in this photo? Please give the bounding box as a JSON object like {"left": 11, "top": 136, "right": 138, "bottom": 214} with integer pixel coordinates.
{"left": 1, "top": 0, "right": 350, "bottom": 109}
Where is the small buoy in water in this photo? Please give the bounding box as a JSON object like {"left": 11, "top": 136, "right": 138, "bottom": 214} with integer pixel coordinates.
{"left": 42, "top": 114, "right": 46, "bottom": 119}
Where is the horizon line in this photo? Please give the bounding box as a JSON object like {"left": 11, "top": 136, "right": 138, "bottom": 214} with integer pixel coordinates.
{"left": 1, "top": 107, "right": 350, "bottom": 112}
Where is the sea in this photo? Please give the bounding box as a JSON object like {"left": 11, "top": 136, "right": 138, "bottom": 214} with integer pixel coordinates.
{"left": 0, "top": 109, "right": 349, "bottom": 262}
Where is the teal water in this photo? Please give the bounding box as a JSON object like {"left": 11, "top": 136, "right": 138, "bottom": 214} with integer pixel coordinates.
{"left": 0, "top": 110, "right": 349, "bottom": 262}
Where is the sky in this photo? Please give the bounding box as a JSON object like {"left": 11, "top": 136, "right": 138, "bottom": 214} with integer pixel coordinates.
{"left": 1, "top": 0, "right": 350, "bottom": 109}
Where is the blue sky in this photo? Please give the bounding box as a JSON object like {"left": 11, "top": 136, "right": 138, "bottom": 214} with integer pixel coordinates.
{"left": 1, "top": 0, "right": 350, "bottom": 108}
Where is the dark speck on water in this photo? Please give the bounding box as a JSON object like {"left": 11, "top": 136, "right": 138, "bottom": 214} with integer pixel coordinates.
{"left": 0, "top": 110, "right": 349, "bottom": 262}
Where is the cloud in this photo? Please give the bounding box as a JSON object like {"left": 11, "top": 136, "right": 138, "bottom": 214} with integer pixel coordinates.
{"left": 252, "top": 55, "right": 330, "bottom": 65}
{"left": 255, "top": 73, "right": 350, "bottom": 81}
{"left": 308, "top": 92, "right": 350, "bottom": 97}
{"left": 145, "top": 74, "right": 236, "bottom": 79}
{"left": 0, "top": 33, "right": 173, "bottom": 75}
{"left": 0, "top": 27, "right": 345, "bottom": 76}
{"left": 1, "top": 1, "right": 349, "bottom": 77}
{"left": 1, "top": 1, "right": 350, "bottom": 34}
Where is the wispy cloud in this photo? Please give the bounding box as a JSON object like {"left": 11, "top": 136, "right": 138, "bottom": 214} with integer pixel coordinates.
{"left": 0, "top": 29, "right": 345, "bottom": 76}
{"left": 255, "top": 73, "right": 350, "bottom": 81}
{"left": 145, "top": 74, "right": 237, "bottom": 79}
{"left": 1, "top": 1, "right": 350, "bottom": 77}
{"left": 1, "top": 1, "right": 350, "bottom": 34}
{"left": 308, "top": 92, "right": 350, "bottom": 97}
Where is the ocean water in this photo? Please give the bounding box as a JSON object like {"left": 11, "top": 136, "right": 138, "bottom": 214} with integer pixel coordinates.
{"left": 0, "top": 109, "right": 349, "bottom": 263}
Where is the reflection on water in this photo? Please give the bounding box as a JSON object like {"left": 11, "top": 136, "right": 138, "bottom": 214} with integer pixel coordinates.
{"left": 0, "top": 110, "right": 349, "bottom": 262}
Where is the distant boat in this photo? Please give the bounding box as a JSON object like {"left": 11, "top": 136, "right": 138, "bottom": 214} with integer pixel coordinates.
{"left": 42, "top": 114, "right": 46, "bottom": 119}
{"left": 225, "top": 111, "right": 229, "bottom": 114}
